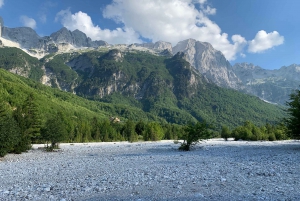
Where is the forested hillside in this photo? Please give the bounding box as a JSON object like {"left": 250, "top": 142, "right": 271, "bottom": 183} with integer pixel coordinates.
{"left": 0, "top": 47, "right": 286, "bottom": 129}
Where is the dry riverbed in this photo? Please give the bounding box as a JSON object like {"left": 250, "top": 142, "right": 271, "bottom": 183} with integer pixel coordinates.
{"left": 0, "top": 139, "right": 299, "bottom": 201}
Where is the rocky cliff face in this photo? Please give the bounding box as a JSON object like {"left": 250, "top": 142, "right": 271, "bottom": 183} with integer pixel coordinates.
{"left": 2, "top": 27, "right": 47, "bottom": 49}
{"left": 0, "top": 16, "right": 3, "bottom": 37}
{"left": 172, "top": 39, "right": 243, "bottom": 90}
{"left": 135, "top": 41, "right": 172, "bottom": 52}
{"left": 50, "top": 28, "right": 108, "bottom": 48}
{"left": 0, "top": 15, "right": 297, "bottom": 105}
{"left": 232, "top": 63, "right": 300, "bottom": 104}
{"left": 1, "top": 25, "right": 108, "bottom": 54}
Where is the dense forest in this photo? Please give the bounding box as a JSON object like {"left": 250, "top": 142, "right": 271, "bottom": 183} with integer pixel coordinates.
{"left": 0, "top": 47, "right": 296, "bottom": 156}
{"left": 0, "top": 68, "right": 293, "bottom": 156}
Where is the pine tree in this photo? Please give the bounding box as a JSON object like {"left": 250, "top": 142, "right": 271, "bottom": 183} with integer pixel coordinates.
{"left": 0, "top": 102, "right": 21, "bottom": 157}
{"left": 286, "top": 88, "right": 300, "bottom": 139}
{"left": 22, "top": 93, "right": 42, "bottom": 143}
{"left": 122, "top": 120, "right": 138, "bottom": 142}
{"left": 41, "top": 113, "right": 67, "bottom": 150}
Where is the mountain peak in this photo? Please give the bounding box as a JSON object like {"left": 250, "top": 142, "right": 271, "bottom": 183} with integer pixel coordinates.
{"left": 173, "top": 38, "right": 241, "bottom": 89}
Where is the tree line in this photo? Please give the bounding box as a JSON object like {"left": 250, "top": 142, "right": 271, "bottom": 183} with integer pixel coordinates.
{"left": 1, "top": 87, "right": 299, "bottom": 156}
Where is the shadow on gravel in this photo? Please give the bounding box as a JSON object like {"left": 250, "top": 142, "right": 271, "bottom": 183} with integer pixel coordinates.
{"left": 115, "top": 142, "right": 300, "bottom": 165}
{"left": 80, "top": 191, "right": 300, "bottom": 201}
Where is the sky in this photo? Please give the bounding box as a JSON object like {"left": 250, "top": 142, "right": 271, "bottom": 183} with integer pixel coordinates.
{"left": 0, "top": 0, "right": 299, "bottom": 69}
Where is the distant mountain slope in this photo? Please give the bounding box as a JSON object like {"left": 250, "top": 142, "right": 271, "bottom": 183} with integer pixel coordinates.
{"left": 232, "top": 63, "right": 300, "bottom": 104}
{"left": 173, "top": 39, "right": 243, "bottom": 90}
{"left": 0, "top": 47, "right": 286, "bottom": 128}
{"left": 0, "top": 16, "right": 298, "bottom": 105}
{"left": 0, "top": 68, "right": 162, "bottom": 123}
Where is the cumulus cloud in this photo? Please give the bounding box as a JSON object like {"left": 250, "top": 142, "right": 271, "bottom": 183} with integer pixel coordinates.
{"left": 55, "top": 0, "right": 284, "bottom": 61}
{"left": 0, "top": 0, "right": 4, "bottom": 8}
{"left": 103, "top": 0, "right": 246, "bottom": 60}
{"left": 55, "top": 9, "right": 142, "bottom": 44}
{"left": 248, "top": 30, "right": 284, "bottom": 53}
{"left": 20, "top": 15, "right": 37, "bottom": 29}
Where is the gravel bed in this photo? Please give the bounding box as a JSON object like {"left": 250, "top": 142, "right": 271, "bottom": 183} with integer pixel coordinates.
{"left": 0, "top": 139, "right": 299, "bottom": 201}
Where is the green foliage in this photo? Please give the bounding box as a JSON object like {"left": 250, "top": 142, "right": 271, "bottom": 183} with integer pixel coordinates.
{"left": 231, "top": 121, "right": 288, "bottom": 141}
{"left": 122, "top": 120, "right": 138, "bottom": 142}
{"left": 0, "top": 48, "right": 287, "bottom": 129}
{"left": 179, "top": 121, "right": 211, "bottom": 151}
{"left": 0, "top": 47, "right": 43, "bottom": 81}
{"left": 44, "top": 55, "right": 78, "bottom": 87}
{"left": 285, "top": 88, "right": 300, "bottom": 139}
{"left": 143, "top": 122, "right": 164, "bottom": 141}
{"left": 221, "top": 125, "right": 231, "bottom": 141}
{"left": 0, "top": 102, "right": 21, "bottom": 157}
{"left": 41, "top": 113, "right": 68, "bottom": 150}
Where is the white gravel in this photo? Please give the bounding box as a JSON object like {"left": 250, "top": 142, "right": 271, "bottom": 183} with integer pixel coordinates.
{"left": 0, "top": 139, "right": 299, "bottom": 201}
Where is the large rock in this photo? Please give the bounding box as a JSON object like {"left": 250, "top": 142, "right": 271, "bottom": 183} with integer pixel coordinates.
{"left": 173, "top": 39, "right": 242, "bottom": 89}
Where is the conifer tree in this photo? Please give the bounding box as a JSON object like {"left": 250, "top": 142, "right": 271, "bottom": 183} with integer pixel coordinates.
{"left": 23, "top": 93, "right": 42, "bottom": 143}
{"left": 0, "top": 102, "right": 20, "bottom": 157}
{"left": 122, "top": 120, "right": 138, "bottom": 142}
{"left": 286, "top": 88, "right": 300, "bottom": 139}
{"left": 41, "top": 113, "right": 67, "bottom": 150}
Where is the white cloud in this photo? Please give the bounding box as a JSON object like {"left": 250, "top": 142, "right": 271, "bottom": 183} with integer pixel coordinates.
{"left": 55, "top": 9, "right": 142, "bottom": 44}
{"left": 20, "top": 16, "right": 37, "bottom": 29}
{"left": 198, "top": 0, "right": 207, "bottom": 4}
{"left": 103, "top": 0, "right": 246, "bottom": 60}
{"left": 248, "top": 30, "right": 284, "bottom": 53}
{"left": 55, "top": 1, "right": 284, "bottom": 61}
{"left": 0, "top": 0, "right": 4, "bottom": 8}
{"left": 39, "top": 1, "right": 57, "bottom": 23}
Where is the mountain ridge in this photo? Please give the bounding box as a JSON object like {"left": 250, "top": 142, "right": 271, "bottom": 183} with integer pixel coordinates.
{"left": 0, "top": 17, "right": 298, "bottom": 105}
{"left": 0, "top": 46, "right": 286, "bottom": 128}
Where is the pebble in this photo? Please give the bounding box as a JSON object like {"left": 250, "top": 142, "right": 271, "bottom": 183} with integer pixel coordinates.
{"left": 0, "top": 140, "right": 299, "bottom": 201}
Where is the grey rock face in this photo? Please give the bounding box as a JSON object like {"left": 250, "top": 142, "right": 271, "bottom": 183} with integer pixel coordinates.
{"left": 2, "top": 27, "right": 43, "bottom": 49}
{"left": 72, "top": 29, "right": 90, "bottom": 47}
{"left": 135, "top": 41, "right": 172, "bottom": 52}
{"left": 50, "top": 27, "right": 73, "bottom": 44}
{"left": 90, "top": 40, "right": 108, "bottom": 47}
{"left": 173, "top": 39, "right": 242, "bottom": 89}
{"left": 0, "top": 16, "right": 3, "bottom": 37}
{"left": 50, "top": 28, "right": 108, "bottom": 48}
{"left": 153, "top": 41, "right": 172, "bottom": 52}
{"left": 232, "top": 63, "right": 300, "bottom": 104}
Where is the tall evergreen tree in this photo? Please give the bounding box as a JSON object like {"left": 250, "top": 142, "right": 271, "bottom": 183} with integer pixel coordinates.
{"left": 286, "top": 88, "right": 300, "bottom": 139}
{"left": 0, "top": 102, "right": 20, "bottom": 157}
{"left": 41, "top": 113, "right": 67, "bottom": 150}
{"left": 22, "top": 93, "right": 42, "bottom": 143}
{"left": 122, "top": 120, "right": 138, "bottom": 142}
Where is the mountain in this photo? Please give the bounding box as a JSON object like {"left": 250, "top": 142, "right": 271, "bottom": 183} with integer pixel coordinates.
{"left": 232, "top": 63, "right": 300, "bottom": 104}
{"left": 0, "top": 16, "right": 107, "bottom": 58}
{"left": 0, "top": 18, "right": 297, "bottom": 105}
{"left": 50, "top": 27, "right": 107, "bottom": 48}
{"left": 172, "top": 39, "right": 243, "bottom": 90}
{"left": 0, "top": 47, "right": 285, "bottom": 128}
{"left": 0, "top": 68, "right": 163, "bottom": 123}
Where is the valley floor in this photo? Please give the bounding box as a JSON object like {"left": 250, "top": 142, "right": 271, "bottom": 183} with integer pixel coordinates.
{"left": 0, "top": 140, "right": 299, "bottom": 201}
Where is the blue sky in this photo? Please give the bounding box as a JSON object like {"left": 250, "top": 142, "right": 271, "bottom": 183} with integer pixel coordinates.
{"left": 0, "top": 0, "right": 299, "bottom": 69}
